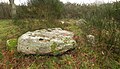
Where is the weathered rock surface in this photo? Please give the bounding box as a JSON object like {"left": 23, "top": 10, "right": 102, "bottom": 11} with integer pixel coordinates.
{"left": 17, "top": 28, "right": 77, "bottom": 55}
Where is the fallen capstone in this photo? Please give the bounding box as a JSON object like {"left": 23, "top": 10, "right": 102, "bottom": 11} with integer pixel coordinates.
{"left": 17, "top": 28, "right": 77, "bottom": 55}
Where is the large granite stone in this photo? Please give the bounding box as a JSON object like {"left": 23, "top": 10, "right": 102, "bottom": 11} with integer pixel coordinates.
{"left": 17, "top": 28, "right": 77, "bottom": 55}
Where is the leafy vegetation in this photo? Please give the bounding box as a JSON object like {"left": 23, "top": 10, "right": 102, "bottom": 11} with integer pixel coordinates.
{"left": 6, "top": 39, "right": 17, "bottom": 51}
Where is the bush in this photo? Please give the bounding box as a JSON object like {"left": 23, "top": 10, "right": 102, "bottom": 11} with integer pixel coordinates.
{"left": 6, "top": 39, "right": 17, "bottom": 51}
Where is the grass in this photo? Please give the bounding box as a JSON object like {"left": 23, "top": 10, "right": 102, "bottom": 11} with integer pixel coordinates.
{"left": 0, "top": 20, "right": 20, "bottom": 48}
{"left": 0, "top": 19, "right": 120, "bottom": 69}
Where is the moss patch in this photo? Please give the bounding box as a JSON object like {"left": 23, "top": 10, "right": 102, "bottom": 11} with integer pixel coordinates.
{"left": 51, "top": 42, "right": 60, "bottom": 55}
{"left": 6, "top": 39, "right": 17, "bottom": 51}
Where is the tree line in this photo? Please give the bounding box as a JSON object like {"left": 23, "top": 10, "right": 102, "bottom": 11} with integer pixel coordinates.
{"left": 0, "top": 0, "right": 120, "bottom": 21}
{"left": 0, "top": 0, "right": 64, "bottom": 19}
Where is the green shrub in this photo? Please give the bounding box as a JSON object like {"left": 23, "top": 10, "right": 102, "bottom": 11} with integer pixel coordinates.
{"left": 6, "top": 39, "right": 17, "bottom": 51}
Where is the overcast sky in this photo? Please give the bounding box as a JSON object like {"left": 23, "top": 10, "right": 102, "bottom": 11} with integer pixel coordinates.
{"left": 60, "top": 0, "right": 117, "bottom": 3}
{"left": 0, "top": 0, "right": 119, "bottom": 5}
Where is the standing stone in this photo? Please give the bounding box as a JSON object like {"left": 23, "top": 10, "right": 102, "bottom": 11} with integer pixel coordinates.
{"left": 17, "top": 28, "right": 77, "bottom": 55}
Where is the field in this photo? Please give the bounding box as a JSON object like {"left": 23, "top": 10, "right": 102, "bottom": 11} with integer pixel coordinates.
{"left": 0, "top": 19, "right": 119, "bottom": 69}
{"left": 0, "top": 0, "right": 120, "bottom": 69}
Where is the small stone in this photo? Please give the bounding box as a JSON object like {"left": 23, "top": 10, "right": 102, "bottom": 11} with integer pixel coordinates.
{"left": 76, "top": 19, "right": 87, "bottom": 26}
{"left": 86, "top": 35, "right": 95, "bottom": 44}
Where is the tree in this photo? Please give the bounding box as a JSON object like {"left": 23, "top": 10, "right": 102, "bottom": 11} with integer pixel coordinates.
{"left": 9, "top": 0, "right": 16, "bottom": 18}
{"left": 0, "top": 3, "right": 11, "bottom": 19}
{"left": 27, "top": 0, "right": 64, "bottom": 19}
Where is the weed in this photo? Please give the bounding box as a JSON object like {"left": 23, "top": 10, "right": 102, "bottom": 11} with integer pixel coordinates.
{"left": 6, "top": 39, "right": 17, "bottom": 51}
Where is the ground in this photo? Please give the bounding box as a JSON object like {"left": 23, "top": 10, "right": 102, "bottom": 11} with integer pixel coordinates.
{"left": 0, "top": 19, "right": 119, "bottom": 69}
